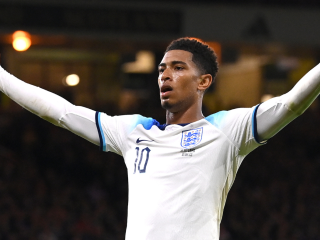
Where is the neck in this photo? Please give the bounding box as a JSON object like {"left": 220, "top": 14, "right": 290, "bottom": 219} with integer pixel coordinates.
{"left": 165, "top": 103, "right": 204, "bottom": 125}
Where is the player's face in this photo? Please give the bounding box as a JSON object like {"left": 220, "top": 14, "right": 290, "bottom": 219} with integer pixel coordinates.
{"left": 158, "top": 50, "right": 202, "bottom": 112}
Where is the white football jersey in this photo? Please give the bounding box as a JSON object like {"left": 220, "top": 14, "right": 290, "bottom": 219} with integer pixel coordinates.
{"left": 95, "top": 106, "right": 261, "bottom": 240}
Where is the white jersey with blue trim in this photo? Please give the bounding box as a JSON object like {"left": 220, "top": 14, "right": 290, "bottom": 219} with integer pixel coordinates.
{"left": 96, "top": 106, "right": 261, "bottom": 240}
{"left": 1, "top": 62, "right": 319, "bottom": 239}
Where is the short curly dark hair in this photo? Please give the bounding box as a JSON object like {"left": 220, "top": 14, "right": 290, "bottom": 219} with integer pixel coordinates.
{"left": 165, "top": 37, "right": 218, "bottom": 81}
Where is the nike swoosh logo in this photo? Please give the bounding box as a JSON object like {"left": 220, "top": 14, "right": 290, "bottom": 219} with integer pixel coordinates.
{"left": 136, "top": 138, "right": 154, "bottom": 144}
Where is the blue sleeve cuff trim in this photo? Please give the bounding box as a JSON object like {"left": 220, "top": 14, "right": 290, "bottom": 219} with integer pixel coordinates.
{"left": 95, "top": 112, "right": 107, "bottom": 151}
{"left": 252, "top": 104, "right": 267, "bottom": 145}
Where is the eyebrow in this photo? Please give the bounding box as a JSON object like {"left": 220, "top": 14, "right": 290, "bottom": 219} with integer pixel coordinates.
{"left": 158, "top": 61, "right": 188, "bottom": 68}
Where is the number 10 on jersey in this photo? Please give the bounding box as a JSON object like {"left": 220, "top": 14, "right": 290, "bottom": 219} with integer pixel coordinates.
{"left": 133, "top": 147, "right": 151, "bottom": 174}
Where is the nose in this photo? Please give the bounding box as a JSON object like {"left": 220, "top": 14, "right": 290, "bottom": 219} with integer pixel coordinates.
{"left": 160, "top": 68, "right": 171, "bottom": 82}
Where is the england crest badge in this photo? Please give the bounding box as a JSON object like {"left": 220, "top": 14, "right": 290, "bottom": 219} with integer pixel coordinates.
{"left": 181, "top": 127, "right": 203, "bottom": 149}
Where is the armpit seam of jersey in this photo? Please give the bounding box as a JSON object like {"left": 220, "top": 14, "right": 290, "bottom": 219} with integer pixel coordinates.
{"left": 245, "top": 136, "right": 259, "bottom": 146}
{"left": 218, "top": 153, "right": 241, "bottom": 224}
{"left": 114, "top": 118, "right": 125, "bottom": 155}
{"left": 103, "top": 123, "right": 122, "bottom": 154}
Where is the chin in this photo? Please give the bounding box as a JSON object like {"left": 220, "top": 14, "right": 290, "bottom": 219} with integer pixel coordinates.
{"left": 161, "top": 100, "right": 181, "bottom": 113}
{"left": 161, "top": 101, "right": 173, "bottom": 110}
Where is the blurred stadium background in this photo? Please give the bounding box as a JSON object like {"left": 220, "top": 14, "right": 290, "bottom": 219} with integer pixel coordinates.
{"left": 1, "top": 0, "right": 320, "bottom": 239}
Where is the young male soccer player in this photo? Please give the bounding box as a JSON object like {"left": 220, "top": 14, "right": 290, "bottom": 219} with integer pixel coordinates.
{"left": 0, "top": 38, "right": 320, "bottom": 240}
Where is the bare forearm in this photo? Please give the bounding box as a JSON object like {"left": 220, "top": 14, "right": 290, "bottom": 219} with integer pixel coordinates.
{"left": 256, "top": 63, "right": 320, "bottom": 142}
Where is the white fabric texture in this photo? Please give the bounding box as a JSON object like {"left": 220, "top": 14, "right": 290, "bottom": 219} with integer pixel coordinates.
{"left": 0, "top": 66, "right": 99, "bottom": 145}
{"left": 257, "top": 63, "right": 320, "bottom": 141}
{"left": 96, "top": 109, "right": 259, "bottom": 240}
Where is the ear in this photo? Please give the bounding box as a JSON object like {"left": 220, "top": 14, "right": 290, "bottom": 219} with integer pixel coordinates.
{"left": 197, "top": 74, "right": 212, "bottom": 92}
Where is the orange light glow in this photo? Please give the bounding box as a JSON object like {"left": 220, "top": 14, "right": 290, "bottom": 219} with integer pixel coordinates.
{"left": 12, "top": 31, "right": 31, "bottom": 51}
{"left": 207, "top": 42, "right": 221, "bottom": 64}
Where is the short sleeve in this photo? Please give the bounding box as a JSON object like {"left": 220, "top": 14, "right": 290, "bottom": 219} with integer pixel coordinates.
{"left": 95, "top": 112, "right": 158, "bottom": 156}
{"left": 205, "top": 106, "right": 263, "bottom": 156}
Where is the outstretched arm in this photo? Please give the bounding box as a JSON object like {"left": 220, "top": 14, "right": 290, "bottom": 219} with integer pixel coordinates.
{"left": 0, "top": 66, "right": 100, "bottom": 145}
{"left": 256, "top": 63, "right": 320, "bottom": 143}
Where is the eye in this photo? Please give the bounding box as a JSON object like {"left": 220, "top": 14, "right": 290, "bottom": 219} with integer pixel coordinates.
{"left": 175, "top": 66, "right": 184, "bottom": 71}
{"left": 158, "top": 68, "right": 164, "bottom": 73}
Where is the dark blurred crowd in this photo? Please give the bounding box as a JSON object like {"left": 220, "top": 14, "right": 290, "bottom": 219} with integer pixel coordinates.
{"left": 1, "top": 100, "right": 320, "bottom": 240}
{"left": 0, "top": 107, "right": 128, "bottom": 240}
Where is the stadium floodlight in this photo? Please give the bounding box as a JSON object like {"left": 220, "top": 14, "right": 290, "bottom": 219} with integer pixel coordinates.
{"left": 12, "top": 31, "right": 32, "bottom": 52}
{"left": 63, "top": 74, "right": 80, "bottom": 86}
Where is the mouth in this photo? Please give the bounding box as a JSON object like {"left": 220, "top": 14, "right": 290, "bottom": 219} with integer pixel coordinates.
{"left": 160, "top": 85, "right": 173, "bottom": 98}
